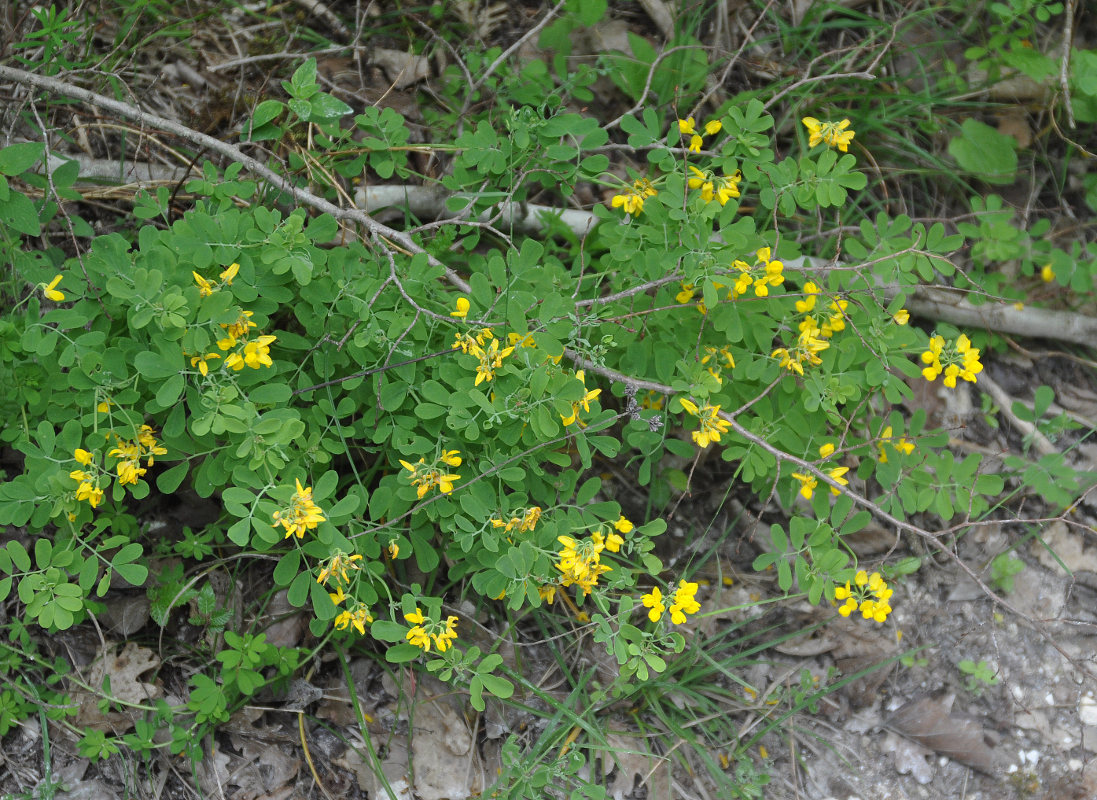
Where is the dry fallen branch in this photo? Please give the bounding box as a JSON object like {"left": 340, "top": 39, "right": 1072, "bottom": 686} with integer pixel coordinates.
{"left": 359, "top": 185, "right": 1097, "bottom": 348}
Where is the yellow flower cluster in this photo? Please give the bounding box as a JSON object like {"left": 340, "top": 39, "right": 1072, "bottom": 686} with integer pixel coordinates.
{"left": 453, "top": 328, "right": 515, "bottom": 386}
{"left": 69, "top": 448, "right": 104, "bottom": 508}
{"left": 678, "top": 399, "right": 730, "bottom": 448}
{"left": 491, "top": 506, "right": 542, "bottom": 535}
{"left": 317, "top": 550, "right": 363, "bottom": 587}
{"left": 561, "top": 370, "right": 601, "bottom": 427}
{"left": 400, "top": 450, "right": 462, "bottom": 499}
{"left": 317, "top": 550, "right": 371, "bottom": 635}
{"left": 701, "top": 346, "right": 736, "bottom": 384}
{"left": 674, "top": 281, "right": 714, "bottom": 314}
{"left": 271, "top": 478, "right": 326, "bottom": 539}
{"left": 732, "top": 247, "right": 785, "bottom": 298}
{"left": 333, "top": 605, "right": 373, "bottom": 635}
{"left": 201, "top": 309, "right": 277, "bottom": 373}
{"left": 193, "top": 262, "right": 239, "bottom": 298}
{"left": 405, "top": 607, "right": 459, "bottom": 653}
{"left": 687, "top": 166, "right": 742, "bottom": 206}
{"left": 771, "top": 326, "right": 830, "bottom": 377}
{"left": 791, "top": 443, "right": 849, "bottom": 499}
{"left": 878, "top": 426, "right": 915, "bottom": 463}
{"left": 678, "top": 116, "right": 722, "bottom": 153}
{"left": 920, "top": 334, "right": 983, "bottom": 387}
{"left": 835, "top": 570, "right": 893, "bottom": 623}
{"left": 610, "top": 178, "right": 657, "bottom": 216}
{"left": 642, "top": 579, "right": 701, "bottom": 624}
{"left": 794, "top": 282, "right": 848, "bottom": 338}
{"left": 108, "top": 425, "right": 167, "bottom": 486}
{"left": 556, "top": 529, "right": 622, "bottom": 596}
{"left": 801, "top": 117, "right": 855, "bottom": 152}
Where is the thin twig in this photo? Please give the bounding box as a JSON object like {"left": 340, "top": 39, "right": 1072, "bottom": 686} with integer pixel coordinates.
{"left": 1059, "top": 0, "right": 1077, "bottom": 128}
{"left": 468, "top": 1, "right": 566, "bottom": 96}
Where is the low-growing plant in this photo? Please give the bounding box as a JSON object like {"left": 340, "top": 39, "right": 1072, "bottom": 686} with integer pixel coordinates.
{"left": 2, "top": 0, "right": 1097, "bottom": 792}
{"left": 958, "top": 658, "right": 1000, "bottom": 695}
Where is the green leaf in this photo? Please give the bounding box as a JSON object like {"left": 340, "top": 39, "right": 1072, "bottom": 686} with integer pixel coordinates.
{"left": 948, "top": 119, "right": 1018, "bottom": 184}
{"left": 0, "top": 191, "right": 41, "bottom": 236}
{"left": 157, "top": 462, "right": 189, "bottom": 493}
{"left": 0, "top": 142, "right": 44, "bottom": 176}
{"left": 770, "top": 523, "right": 787, "bottom": 551}
{"left": 248, "top": 100, "right": 284, "bottom": 131}
{"left": 287, "top": 571, "right": 311, "bottom": 607}
{"left": 227, "top": 519, "right": 251, "bottom": 547}
{"left": 114, "top": 561, "right": 148, "bottom": 586}
{"left": 369, "top": 620, "right": 407, "bottom": 642}
{"left": 385, "top": 643, "right": 421, "bottom": 663}
{"left": 7, "top": 541, "right": 30, "bottom": 572}
{"left": 134, "top": 351, "right": 178, "bottom": 379}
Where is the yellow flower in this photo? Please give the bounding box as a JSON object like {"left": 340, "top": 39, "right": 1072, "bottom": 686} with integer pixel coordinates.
{"left": 220, "top": 262, "right": 240, "bottom": 284}
{"left": 225, "top": 334, "right": 276, "bottom": 371}
{"left": 610, "top": 178, "right": 657, "bottom": 216}
{"left": 818, "top": 442, "right": 835, "bottom": 458}
{"left": 687, "top": 166, "right": 741, "bottom": 205}
{"left": 193, "top": 272, "right": 215, "bottom": 297}
{"left": 190, "top": 351, "right": 221, "bottom": 376}
{"left": 878, "top": 426, "right": 915, "bottom": 463}
{"left": 1040, "top": 264, "right": 1055, "bottom": 282}
{"left": 676, "top": 281, "right": 697, "bottom": 305}
{"left": 795, "top": 282, "right": 819, "bottom": 314}
{"left": 403, "top": 608, "right": 458, "bottom": 652}
{"left": 472, "top": 338, "right": 514, "bottom": 386}
{"left": 678, "top": 117, "right": 696, "bottom": 135}
{"left": 433, "top": 615, "right": 459, "bottom": 652}
{"left": 893, "top": 309, "right": 910, "bottom": 325}
{"left": 827, "top": 466, "right": 850, "bottom": 496}
{"left": 791, "top": 472, "right": 817, "bottom": 499}
{"left": 614, "top": 515, "right": 634, "bottom": 533}
{"left": 335, "top": 606, "right": 372, "bottom": 635}
{"left": 317, "top": 552, "right": 363, "bottom": 585}
{"left": 561, "top": 370, "right": 601, "bottom": 427}
{"left": 669, "top": 580, "right": 701, "bottom": 624}
{"left": 520, "top": 506, "right": 542, "bottom": 532}
{"left": 400, "top": 456, "right": 462, "bottom": 498}
{"left": 451, "top": 297, "right": 470, "bottom": 318}
{"left": 271, "top": 478, "right": 326, "bottom": 539}
{"left": 440, "top": 449, "right": 462, "bottom": 467}
{"left": 801, "top": 117, "right": 855, "bottom": 152}
{"left": 436, "top": 472, "right": 461, "bottom": 494}
{"left": 920, "top": 333, "right": 981, "bottom": 387}
{"left": 704, "top": 119, "right": 723, "bottom": 136}
{"left": 406, "top": 625, "right": 431, "bottom": 651}
{"left": 74, "top": 448, "right": 93, "bottom": 466}
{"left": 642, "top": 587, "right": 665, "bottom": 622}
{"left": 41, "top": 274, "right": 65, "bottom": 302}
{"left": 74, "top": 479, "right": 104, "bottom": 508}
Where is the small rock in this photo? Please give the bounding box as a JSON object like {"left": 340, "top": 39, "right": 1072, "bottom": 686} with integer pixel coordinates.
{"left": 1080, "top": 696, "right": 1097, "bottom": 726}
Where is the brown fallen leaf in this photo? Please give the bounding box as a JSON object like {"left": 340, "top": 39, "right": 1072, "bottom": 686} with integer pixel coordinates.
{"left": 74, "top": 641, "right": 162, "bottom": 731}
{"left": 885, "top": 694, "right": 996, "bottom": 773}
